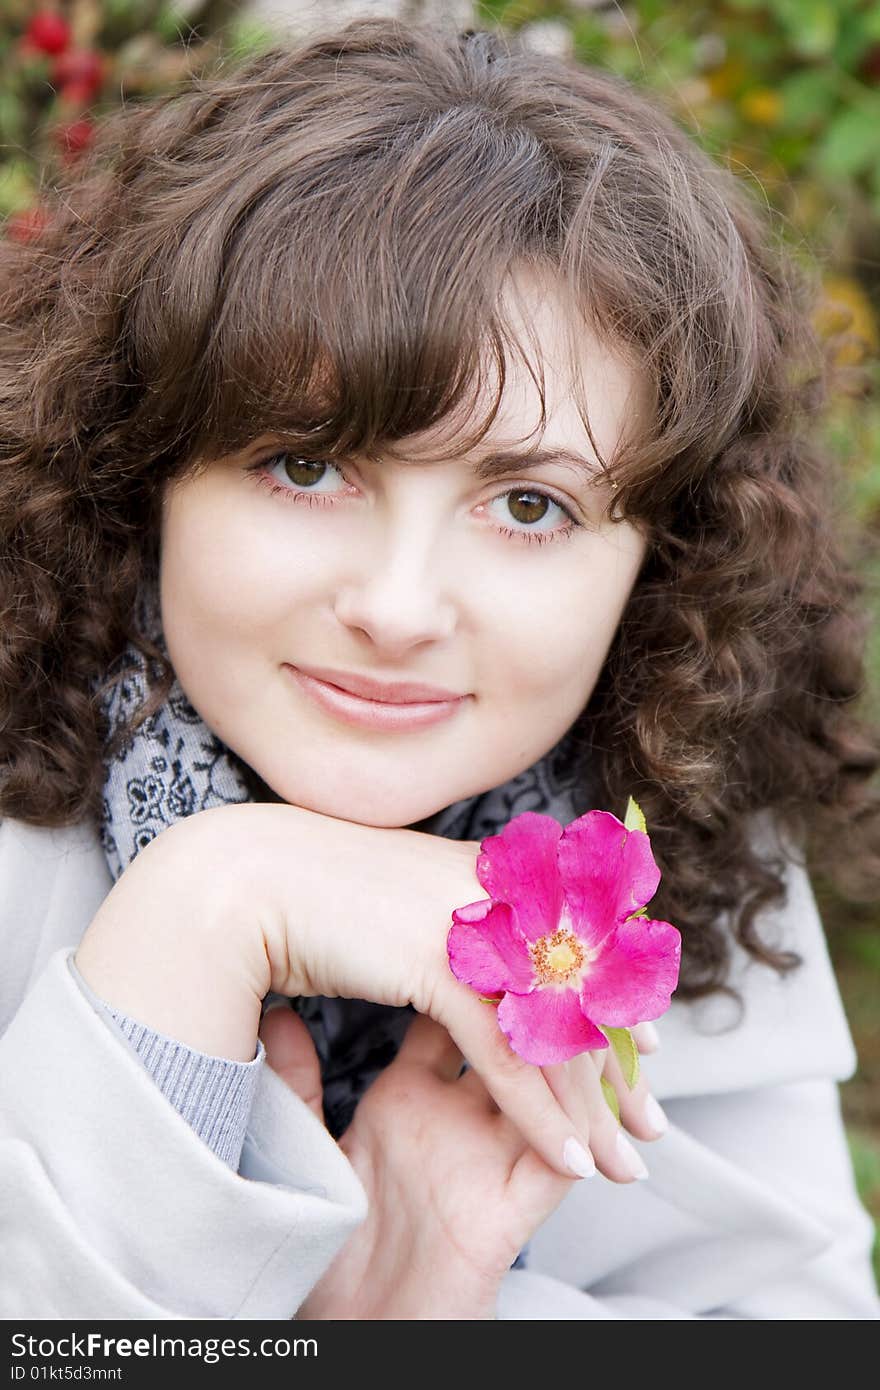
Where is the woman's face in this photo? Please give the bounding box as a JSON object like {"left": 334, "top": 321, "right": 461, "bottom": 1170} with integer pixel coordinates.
{"left": 159, "top": 273, "right": 649, "bottom": 827}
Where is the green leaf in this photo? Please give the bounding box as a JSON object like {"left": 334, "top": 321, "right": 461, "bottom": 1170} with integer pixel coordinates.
{"left": 0, "top": 162, "right": 36, "bottom": 218}
{"left": 848, "top": 933, "right": 880, "bottom": 975}
{"left": 600, "top": 1076, "right": 620, "bottom": 1123}
{"left": 0, "top": 90, "right": 25, "bottom": 147}
{"left": 816, "top": 105, "right": 880, "bottom": 178}
{"left": 623, "top": 796, "right": 651, "bottom": 916}
{"left": 155, "top": 4, "right": 191, "bottom": 44}
{"left": 224, "top": 18, "right": 277, "bottom": 61}
{"left": 602, "top": 1026, "right": 640, "bottom": 1090}
{"left": 780, "top": 69, "right": 840, "bottom": 131}
{"left": 777, "top": 0, "right": 839, "bottom": 59}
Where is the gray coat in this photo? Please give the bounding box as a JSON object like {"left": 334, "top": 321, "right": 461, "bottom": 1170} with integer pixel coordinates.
{"left": 1, "top": 812, "right": 877, "bottom": 1319}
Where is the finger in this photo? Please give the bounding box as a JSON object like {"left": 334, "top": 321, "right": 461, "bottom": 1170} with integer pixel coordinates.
{"left": 435, "top": 988, "right": 597, "bottom": 1180}
{"left": 397, "top": 1012, "right": 465, "bottom": 1082}
{"left": 454, "top": 1068, "right": 543, "bottom": 1161}
{"left": 542, "top": 1049, "right": 600, "bottom": 1165}
{"left": 456, "top": 1061, "right": 503, "bottom": 1113}
{"left": 603, "top": 1035, "right": 669, "bottom": 1145}
{"left": 568, "top": 1048, "right": 651, "bottom": 1184}
{"left": 507, "top": 1144, "right": 579, "bottom": 1220}
{"left": 544, "top": 1044, "right": 648, "bottom": 1182}
{"left": 534, "top": 1042, "right": 652, "bottom": 1185}
{"left": 631, "top": 1021, "right": 660, "bottom": 1054}
{"left": 259, "top": 1003, "right": 323, "bottom": 1122}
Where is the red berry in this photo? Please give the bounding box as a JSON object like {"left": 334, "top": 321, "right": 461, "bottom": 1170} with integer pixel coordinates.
{"left": 51, "top": 49, "right": 104, "bottom": 98}
{"left": 4, "top": 208, "right": 50, "bottom": 243}
{"left": 25, "top": 10, "right": 71, "bottom": 56}
{"left": 55, "top": 118, "right": 94, "bottom": 157}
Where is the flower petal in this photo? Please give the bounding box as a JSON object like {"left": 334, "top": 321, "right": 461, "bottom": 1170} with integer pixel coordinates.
{"left": 557, "top": 811, "right": 661, "bottom": 948}
{"left": 496, "top": 986, "right": 609, "bottom": 1066}
{"left": 447, "top": 899, "right": 534, "bottom": 994}
{"left": 474, "top": 812, "right": 564, "bottom": 943}
{"left": 580, "top": 917, "right": 682, "bottom": 1027}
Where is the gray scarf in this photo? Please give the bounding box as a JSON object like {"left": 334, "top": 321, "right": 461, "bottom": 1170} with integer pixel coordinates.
{"left": 95, "top": 576, "right": 597, "bottom": 1140}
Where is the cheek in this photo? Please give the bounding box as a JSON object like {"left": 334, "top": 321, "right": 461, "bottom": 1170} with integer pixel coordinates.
{"left": 489, "top": 535, "right": 642, "bottom": 696}
{"left": 160, "top": 483, "right": 309, "bottom": 634}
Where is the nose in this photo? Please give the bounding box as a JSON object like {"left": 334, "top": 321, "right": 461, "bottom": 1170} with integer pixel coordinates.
{"left": 333, "top": 513, "right": 458, "bottom": 655}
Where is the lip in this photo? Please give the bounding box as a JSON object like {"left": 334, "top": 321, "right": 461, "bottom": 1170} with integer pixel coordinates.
{"left": 284, "top": 665, "right": 469, "bottom": 732}
{"left": 289, "top": 664, "right": 464, "bottom": 704}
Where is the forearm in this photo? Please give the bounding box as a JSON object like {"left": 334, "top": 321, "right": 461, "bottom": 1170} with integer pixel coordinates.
{"left": 71, "top": 799, "right": 435, "bottom": 1057}
{"left": 73, "top": 805, "right": 274, "bottom": 1060}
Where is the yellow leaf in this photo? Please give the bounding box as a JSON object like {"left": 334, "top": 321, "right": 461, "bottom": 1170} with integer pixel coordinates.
{"left": 623, "top": 796, "right": 647, "bottom": 834}
{"left": 602, "top": 1026, "right": 640, "bottom": 1090}
{"left": 739, "top": 88, "right": 782, "bottom": 127}
{"left": 814, "top": 274, "right": 878, "bottom": 367}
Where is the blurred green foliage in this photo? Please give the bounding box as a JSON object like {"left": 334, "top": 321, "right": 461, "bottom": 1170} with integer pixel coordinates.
{"left": 476, "top": 3, "right": 880, "bottom": 435}
{"left": 477, "top": 1, "right": 880, "bottom": 241}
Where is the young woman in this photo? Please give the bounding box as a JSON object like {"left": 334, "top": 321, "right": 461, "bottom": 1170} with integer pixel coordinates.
{"left": 1, "top": 17, "right": 878, "bottom": 1319}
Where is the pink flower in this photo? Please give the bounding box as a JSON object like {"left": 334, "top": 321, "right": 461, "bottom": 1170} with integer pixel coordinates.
{"left": 447, "top": 808, "right": 681, "bottom": 1066}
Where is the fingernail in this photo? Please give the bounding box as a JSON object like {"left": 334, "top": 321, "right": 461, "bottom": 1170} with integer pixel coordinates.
{"left": 616, "top": 1132, "right": 649, "bottom": 1180}
{"left": 643, "top": 1095, "right": 668, "bottom": 1136}
{"left": 563, "top": 1136, "right": 596, "bottom": 1178}
{"left": 639, "top": 1021, "right": 660, "bottom": 1051}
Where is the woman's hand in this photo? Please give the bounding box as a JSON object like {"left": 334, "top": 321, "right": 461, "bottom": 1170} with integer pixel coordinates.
{"left": 251, "top": 804, "right": 668, "bottom": 1181}
{"left": 263, "top": 1006, "right": 570, "bottom": 1320}
{"left": 260, "top": 1006, "right": 663, "bottom": 1319}
{"left": 75, "top": 801, "right": 667, "bottom": 1183}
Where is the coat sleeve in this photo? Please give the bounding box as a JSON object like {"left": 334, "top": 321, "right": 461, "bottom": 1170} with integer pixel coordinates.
{"left": 0, "top": 948, "right": 368, "bottom": 1319}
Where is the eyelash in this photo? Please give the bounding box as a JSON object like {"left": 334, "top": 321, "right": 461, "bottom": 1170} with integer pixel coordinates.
{"left": 246, "top": 454, "right": 582, "bottom": 547}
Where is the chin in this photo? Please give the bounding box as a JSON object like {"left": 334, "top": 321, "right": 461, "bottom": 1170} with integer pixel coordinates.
{"left": 321, "top": 798, "right": 441, "bottom": 831}
{"left": 256, "top": 775, "right": 437, "bottom": 829}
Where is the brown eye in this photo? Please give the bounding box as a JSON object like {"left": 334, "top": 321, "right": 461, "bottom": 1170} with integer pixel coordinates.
{"left": 507, "top": 490, "right": 551, "bottom": 525}
{"left": 277, "top": 455, "right": 329, "bottom": 487}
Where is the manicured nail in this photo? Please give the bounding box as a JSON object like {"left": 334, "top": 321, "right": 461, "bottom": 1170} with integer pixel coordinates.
{"left": 643, "top": 1095, "right": 668, "bottom": 1136}
{"left": 616, "top": 1132, "right": 649, "bottom": 1180}
{"left": 563, "top": 1136, "right": 596, "bottom": 1178}
{"left": 638, "top": 1021, "right": 660, "bottom": 1051}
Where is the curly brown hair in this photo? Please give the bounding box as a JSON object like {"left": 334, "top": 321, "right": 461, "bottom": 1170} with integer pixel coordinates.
{"left": 1, "top": 17, "right": 878, "bottom": 1002}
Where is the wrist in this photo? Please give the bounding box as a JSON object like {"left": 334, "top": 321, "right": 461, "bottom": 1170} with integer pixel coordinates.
{"left": 74, "top": 807, "right": 270, "bottom": 1059}
{"left": 239, "top": 804, "right": 483, "bottom": 1011}
{"left": 309, "top": 1271, "right": 500, "bottom": 1321}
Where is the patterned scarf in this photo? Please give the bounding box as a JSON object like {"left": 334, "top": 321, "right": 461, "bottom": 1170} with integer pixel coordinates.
{"left": 95, "top": 575, "right": 597, "bottom": 1140}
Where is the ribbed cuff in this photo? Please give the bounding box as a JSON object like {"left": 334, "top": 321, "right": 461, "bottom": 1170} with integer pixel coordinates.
{"left": 67, "top": 954, "right": 264, "bottom": 1171}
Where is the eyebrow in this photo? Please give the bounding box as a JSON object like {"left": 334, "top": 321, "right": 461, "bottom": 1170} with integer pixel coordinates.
{"left": 468, "top": 447, "right": 606, "bottom": 485}
{"left": 260, "top": 434, "right": 607, "bottom": 486}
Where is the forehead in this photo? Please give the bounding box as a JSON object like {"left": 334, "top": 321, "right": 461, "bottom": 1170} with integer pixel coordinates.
{"left": 380, "top": 266, "right": 646, "bottom": 470}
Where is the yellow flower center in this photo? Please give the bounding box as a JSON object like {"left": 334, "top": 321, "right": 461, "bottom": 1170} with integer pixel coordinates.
{"left": 529, "top": 927, "right": 585, "bottom": 986}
